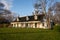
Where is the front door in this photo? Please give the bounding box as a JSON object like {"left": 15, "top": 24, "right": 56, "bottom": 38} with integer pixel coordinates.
{"left": 35, "top": 23, "right": 37, "bottom": 28}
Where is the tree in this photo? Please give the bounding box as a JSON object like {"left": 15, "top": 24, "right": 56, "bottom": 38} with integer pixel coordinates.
{"left": 49, "top": 2, "right": 60, "bottom": 24}
{"left": 0, "top": 2, "right": 14, "bottom": 22}
{"left": 34, "top": 0, "right": 55, "bottom": 29}
{"left": 34, "top": 0, "right": 55, "bottom": 13}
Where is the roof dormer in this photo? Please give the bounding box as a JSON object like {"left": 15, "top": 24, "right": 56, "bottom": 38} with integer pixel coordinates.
{"left": 16, "top": 16, "right": 19, "bottom": 22}
{"left": 26, "top": 16, "right": 29, "bottom": 20}
{"left": 34, "top": 15, "right": 37, "bottom": 20}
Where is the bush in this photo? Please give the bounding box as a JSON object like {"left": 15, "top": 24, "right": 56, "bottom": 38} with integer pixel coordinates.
{"left": 54, "top": 24, "right": 60, "bottom": 32}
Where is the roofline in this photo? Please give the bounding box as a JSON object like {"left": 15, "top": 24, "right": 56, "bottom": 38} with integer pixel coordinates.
{"left": 20, "top": 14, "right": 45, "bottom": 18}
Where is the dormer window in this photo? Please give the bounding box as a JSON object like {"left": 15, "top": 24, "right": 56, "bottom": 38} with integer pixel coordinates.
{"left": 34, "top": 15, "right": 37, "bottom": 20}
{"left": 17, "top": 17, "right": 19, "bottom": 21}
{"left": 26, "top": 16, "right": 29, "bottom": 20}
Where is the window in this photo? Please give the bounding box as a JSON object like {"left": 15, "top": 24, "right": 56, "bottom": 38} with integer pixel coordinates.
{"left": 14, "top": 24, "right": 16, "bottom": 27}
{"left": 42, "top": 23, "right": 44, "bottom": 26}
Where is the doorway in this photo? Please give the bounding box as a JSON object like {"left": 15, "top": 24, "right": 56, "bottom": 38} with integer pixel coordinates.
{"left": 35, "top": 23, "right": 37, "bottom": 28}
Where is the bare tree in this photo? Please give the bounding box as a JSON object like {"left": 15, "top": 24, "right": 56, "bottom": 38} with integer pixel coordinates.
{"left": 34, "top": 0, "right": 55, "bottom": 13}
{"left": 34, "top": 0, "right": 55, "bottom": 28}
{"left": 51, "top": 2, "right": 60, "bottom": 24}
{"left": 0, "top": 2, "right": 14, "bottom": 23}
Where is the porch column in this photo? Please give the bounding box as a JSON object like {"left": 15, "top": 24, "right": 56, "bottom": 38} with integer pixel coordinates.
{"left": 15, "top": 24, "right": 17, "bottom": 27}
{"left": 37, "top": 23, "right": 40, "bottom": 28}
{"left": 12, "top": 24, "right": 14, "bottom": 27}
{"left": 18, "top": 24, "right": 21, "bottom": 27}
{"left": 23, "top": 23, "right": 25, "bottom": 28}
{"left": 33, "top": 23, "right": 35, "bottom": 28}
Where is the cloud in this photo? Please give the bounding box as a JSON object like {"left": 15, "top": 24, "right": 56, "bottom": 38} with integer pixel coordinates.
{"left": 0, "top": 0, "right": 13, "bottom": 10}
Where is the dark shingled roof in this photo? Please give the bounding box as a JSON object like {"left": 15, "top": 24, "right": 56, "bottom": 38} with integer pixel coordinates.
{"left": 19, "top": 17, "right": 26, "bottom": 22}
{"left": 14, "top": 14, "right": 45, "bottom": 22}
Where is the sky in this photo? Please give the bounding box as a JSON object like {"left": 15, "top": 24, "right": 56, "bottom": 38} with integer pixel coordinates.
{"left": 1, "top": 0, "right": 60, "bottom": 17}
{"left": 10, "top": 0, "right": 35, "bottom": 17}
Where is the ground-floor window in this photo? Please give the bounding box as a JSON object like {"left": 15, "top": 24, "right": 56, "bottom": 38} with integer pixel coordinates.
{"left": 21, "top": 23, "right": 24, "bottom": 27}
{"left": 42, "top": 23, "right": 44, "bottom": 26}
{"left": 25, "top": 23, "right": 28, "bottom": 28}
{"left": 14, "top": 24, "right": 17, "bottom": 27}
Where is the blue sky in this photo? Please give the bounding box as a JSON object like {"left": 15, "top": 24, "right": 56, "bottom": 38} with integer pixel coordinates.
{"left": 10, "top": 0, "right": 35, "bottom": 16}
{"left": 10, "top": 0, "right": 60, "bottom": 17}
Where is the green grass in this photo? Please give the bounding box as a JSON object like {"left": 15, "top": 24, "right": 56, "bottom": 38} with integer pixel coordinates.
{"left": 0, "top": 28, "right": 60, "bottom": 40}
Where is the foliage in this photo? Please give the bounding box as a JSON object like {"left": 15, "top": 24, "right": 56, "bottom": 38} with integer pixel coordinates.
{"left": 54, "top": 24, "right": 60, "bottom": 32}
{"left": 0, "top": 24, "right": 9, "bottom": 28}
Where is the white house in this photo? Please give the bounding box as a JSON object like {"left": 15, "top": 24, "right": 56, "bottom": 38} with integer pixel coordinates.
{"left": 10, "top": 14, "right": 51, "bottom": 29}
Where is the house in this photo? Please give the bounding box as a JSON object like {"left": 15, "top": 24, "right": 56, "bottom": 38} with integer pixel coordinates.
{"left": 10, "top": 13, "right": 51, "bottom": 29}
{"left": 0, "top": 2, "right": 54, "bottom": 29}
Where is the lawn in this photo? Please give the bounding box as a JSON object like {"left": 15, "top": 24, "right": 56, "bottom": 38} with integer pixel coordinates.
{"left": 0, "top": 28, "right": 60, "bottom": 40}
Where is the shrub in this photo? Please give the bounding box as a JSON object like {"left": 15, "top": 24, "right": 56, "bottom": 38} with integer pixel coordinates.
{"left": 54, "top": 24, "right": 60, "bottom": 32}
